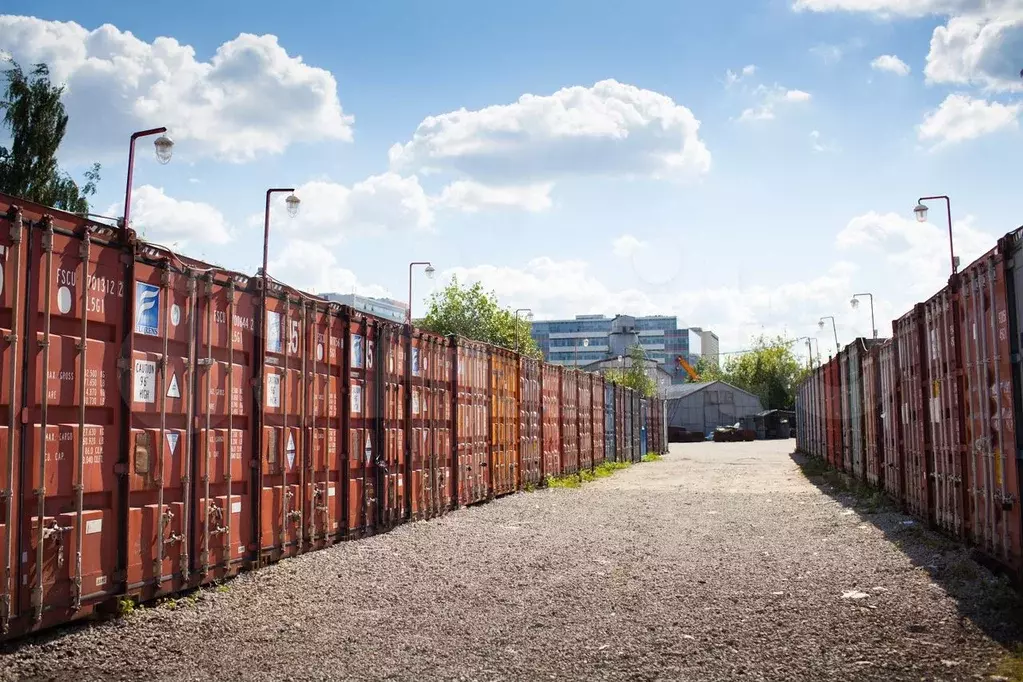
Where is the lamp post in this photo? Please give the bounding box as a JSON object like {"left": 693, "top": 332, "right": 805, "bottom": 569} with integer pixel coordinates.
{"left": 514, "top": 308, "right": 533, "bottom": 352}
{"left": 122, "top": 127, "right": 174, "bottom": 233}
{"left": 407, "top": 262, "right": 435, "bottom": 325}
{"left": 818, "top": 316, "right": 839, "bottom": 354}
{"left": 914, "top": 195, "right": 958, "bottom": 275}
{"left": 850, "top": 293, "right": 877, "bottom": 339}
{"left": 794, "top": 336, "right": 815, "bottom": 369}
{"left": 261, "top": 189, "right": 301, "bottom": 292}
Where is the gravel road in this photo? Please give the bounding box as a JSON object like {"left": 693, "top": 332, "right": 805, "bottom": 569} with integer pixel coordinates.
{"left": 3, "top": 441, "right": 1021, "bottom": 682}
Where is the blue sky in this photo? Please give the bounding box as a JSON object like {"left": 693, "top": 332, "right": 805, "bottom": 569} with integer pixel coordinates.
{"left": 2, "top": 0, "right": 1021, "bottom": 357}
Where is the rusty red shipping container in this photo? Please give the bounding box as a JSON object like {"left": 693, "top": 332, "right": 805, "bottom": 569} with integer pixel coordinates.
{"left": 878, "top": 339, "right": 904, "bottom": 503}
{"left": 560, "top": 370, "right": 579, "bottom": 475}
{"left": 518, "top": 356, "right": 542, "bottom": 488}
{"left": 490, "top": 347, "right": 517, "bottom": 497}
{"left": 862, "top": 343, "right": 884, "bottom": 488}
{"left": 614, "top": 384, "right": 625, "bottom": 462}
{"left": 541, "top": 363, "right": 562, "bottom": 479}
{"left": 409, "top": 330, "right": 453, "bottom": 520}
{"left": 454, "top": 338, "right": 489, "bottom": 505}
{"left": 894, "top": 304, "right": 932, "bottom": 521}
{"left": 922, "top": 285, "right": 967, "bottom": 538}
{"left": 960, "top": 236, "right": 1023, "bottom": 571}
{"left": 838, "top": 347, "right": 852, "bottom": 473}
{"left": 592, "top": 376, "right": 606, "bottom": 465}
{"left": 577, "top": 373, "right": 593, "bottom": 472}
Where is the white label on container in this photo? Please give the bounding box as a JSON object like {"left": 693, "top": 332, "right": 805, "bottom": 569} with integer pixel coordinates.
{"left": 167, "top": 373, "right": 180, "bottom": 398}
{"left": 232, "top": 501, "right": 242, "bottom": 514}
{"left": 351, "top": 384, "right": 362, "bottom": 413}
{"left": 266, "top": 373, "right": 281, "bottom": 408}
{"left": 328, "top": 485, "right": 336, "bottom": 497}
{"left": 238, "top": 546, "right": 245, "bottom": 554}
{"left": 95, "top": 575, "right": 107, "bottom": 587}
{"left": 86, "top": 518, "right": 103, "bottom": 535}
{"left": 931, "top": 397, "right": 940, "bottom": 422}
{"left": 134, "top": 360, "right": 157, "bottom": 404}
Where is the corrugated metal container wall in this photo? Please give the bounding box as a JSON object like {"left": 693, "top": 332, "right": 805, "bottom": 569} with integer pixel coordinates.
{"left": 490, "top": 347, "right": 517, "bottom": 497}
{"left": 962, "top": 236, "right": 1022, "bottom": 571}
{"left": 922, "top": 286, "right": 966, "bottom": 538}
{"left": 0, "top": 205, "right": 26, "bottom": 635}
{"left": 862, "top": 343, "right": 884, "bottom": 488}
{"left": 641, "top": 398, "right": 651, "bottom": 455}
{"left": 879, "top": 339, "right": 904, "bottom": 503}
{"left": 345, "top": 315, "right": 379, "bottom": 536}
{"left": 824, "top": 359, "right": 838, "bottom": 468}
{"left": 455, "top": 338, "right": 489, "bottom": 505}
{"left": 839, "top": 348, "right": 852, "bottom": 473}
{"left": 577, "top": 373, "right": 593, "bottom": 472}
{"left": 848, "top": 341, "right": 866, "bottom": 480}
{"left": 409, "top": 331, "right": 453, "bottom": 520}
{"left": 631, "top": 393, "right": 642, "bottom": 462}
{"left": 518, "top": 356, "right": 542, "bottom": 489}
{"left": 895, "top": 305, "right": 932, "bottom": 521}
{"left": 604, "top": 381, "right": 616, "bottom": 463}
{"left": 620, "top": 386, "right": 632, "bottom": 462}
{"left": 541, "top": 363, "right": 561, "bottom": 478}
{"left": 815, "top": 366, "right": 824, "bottom": 459}
{"left": 615, "top": 385, "right": 626, "bottom": 462}
{"left": 592, "top": 375, "right": 605, "bottom": 466}
{"left": 379, "top": 324, "right": 408, "bottom": 526}
{"left": 560, "top": 370, "right": 579, "bottom": 475}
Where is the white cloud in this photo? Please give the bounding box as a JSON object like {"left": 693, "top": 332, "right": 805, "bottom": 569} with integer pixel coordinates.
{"left": 388, "top": 79, "right": 711, "bottom": 184}
{"left": 105, "top": 185, "right": 231, "bottom": 248}
{"left": 738, "top": 85, "right": 813, "bottom": 122}
{"left": 267, "top": 240, "right": 391, "bottom": 298}
{"left": 0, "top": 15, "right": 353, "bottom": 161}
{"left": 871, "top": 54, "right": 912, "bottom": 75}
{"left": 436, "top": 180, "right": 553, "bottom": 213}
{"left": 811, "top": 44, "right": 845, "bottom": 63}
{"left": 925, "top": 10, "right": 1023, "bottom": 92}
{"left": 791, "top": 0, "right": 1003, "bottom": 16}
{"left": 611, "top": 234, "right": 647, "bottom": 258}
{"left": 917, "top": 93, "right": 1021, "bottom": 145}
{"left": 809, "top": 130, "right": 839, "bottom": 152}
{"left": 725, "top": 64, "right": 758, "bottom": 86}
{"left": 261, "top": 173, "right": 435, "bottom": 246}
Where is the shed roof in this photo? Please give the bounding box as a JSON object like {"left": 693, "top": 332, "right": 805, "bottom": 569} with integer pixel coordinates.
{"left": 664, "top": 379, "right": 760, "bottom": 403}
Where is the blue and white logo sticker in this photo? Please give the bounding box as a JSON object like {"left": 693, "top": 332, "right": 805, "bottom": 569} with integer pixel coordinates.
{"left": 135, "top": 282, "right": 160, "bottom": 336}
{"left": 266, "top": 310, "right": 282, "bottom": 353}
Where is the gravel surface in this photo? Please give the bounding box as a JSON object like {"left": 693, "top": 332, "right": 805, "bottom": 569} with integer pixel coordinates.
{"left": 3, "top": 440, "right": 1021, "bottom": 682}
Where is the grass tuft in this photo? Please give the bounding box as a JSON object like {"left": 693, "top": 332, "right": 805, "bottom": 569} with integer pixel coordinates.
{"left": 641, "top": 452, "right": 663, "bottom": 463}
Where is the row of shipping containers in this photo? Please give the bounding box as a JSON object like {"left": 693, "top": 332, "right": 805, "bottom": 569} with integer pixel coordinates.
{"left": 795, "top": 224, "right": 1023, "bottom": 575}
{"left": 0, "top": 196, "right": 667, "bottom": 640}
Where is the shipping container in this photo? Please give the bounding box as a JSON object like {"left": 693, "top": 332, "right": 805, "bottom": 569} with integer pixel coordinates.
{"left": 490, "top": 347, "right": 518, "bottom": 497}
{"left": 518, "top": 355, "right": 542, "bottom": 489}
{"left": 894, "top": 304, "right": 932, "bottom": 521}
{"left": 862, "top": 343, "right": 884, "bottom": 488}
{"left": 592, "top": 375, "right": 605, "bottom": 466}
{"left": 409, "top": 330, "right": 453, "bottom": 520}
{"left": 847, "top": 341, "right": 865, "bottom": 480}
{"left": 922, "top": 285, "right": 966, "bottom": 538}
{"left": 838, "top": 348, "right": 852, "bottom": 473}
{"left": 344, "top": 313, "right": 377, "bottom": 536}
{"left": 561, "top": 370, "right": 579, "bottom": 475}
{"left": 631, "top": 393, "right": 642, "bottom": 462}
{"left": 577, "top": 373, "right": 593, "bottom": 473}
{"left": 604, "top": 381, "right": 616, "bottom": 463}
{"left": 541, "top": 363, "right": 562, "bottom": 479}
{"left": 454, "top": 338, "right": 489, "bottom": 505}
{"left": 961, "top": 235, "right": 1023, "bottom": 571}
{"left": 615, "top": 385, "right": 626, "bottom": 462}
{"left": 878, "top": 339, "right": 904, "bottom": 503}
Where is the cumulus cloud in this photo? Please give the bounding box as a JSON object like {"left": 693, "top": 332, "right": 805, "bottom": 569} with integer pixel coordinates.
{"left": 738, "top": 85, "right": 812, "bottom": 122}
{"left": 725, "top": 65, "right": 758, "bottom": 86}
{"left": 0, "top": 15, "right": 353, "bottom": 161}
{"left": 267, "top": 240, "right": 391, "bottom": 298}
{"left": 105, "top": 185, "right": 231, "bottom": 248}
{"left": 611, "top": 234, "right": 647, "bottom": 258}
{"left": 261, "top": 173, "right": 434, "bottom": 246}
{"left": 436, "top": 180, "right": 553, "bottom": 213}
{"left": 388, "top": 79, "right": 711, "bottom": 185}
{"left": 871, "top": 54, "right": 912, "bottom": 74}
{"left": 917, "top": 93, "right": 1021, "bottom": 145}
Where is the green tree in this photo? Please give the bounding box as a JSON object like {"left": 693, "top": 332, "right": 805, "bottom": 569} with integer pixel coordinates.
{"left": 418, "top": 277, "right": 542, "bottom": 357}
{"left": 604, "top": 344, "right": 657, "bottom": 397}
{"left": 692, "top": 355, "right": 724, "bottom": 382}
{"left": 716, "top": 334, "right": 803, "bottom": 410}
{"left": 0, "top": 60, "right": 100, "bottom": 213}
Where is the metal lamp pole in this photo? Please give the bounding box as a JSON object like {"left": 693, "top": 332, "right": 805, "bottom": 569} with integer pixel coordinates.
{"left": 818, "top": 316, "right": 839, "bottom": 354}
{"left": 514, "top": 308, "right": 533, "bottom": 352}
{"left": 914, "top": 195, "right": 957, "bottom": 275}
{"left": 261, "top": 189, "right": 301, "bottom": 291}
{"left": 407, "top": 262, "right": 435, "bottom": 325}
{"left": 794, "top": 336, "right": 814, "bottom": 369}
{"left": 122, "top": 127, "right": 174, "bottom": 233}
{"left": 850, "top": 293, "right": 876, "bottom": 339}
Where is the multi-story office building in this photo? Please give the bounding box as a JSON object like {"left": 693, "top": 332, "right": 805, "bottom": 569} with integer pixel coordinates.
{"left": 321, "top": 293, "right": 409, "bottom": 324}
{"left": 530, "top": 314, "right": 710, "bottom": 382}
{"left": 689, "top": 327, "right": 720, "bottom": 367}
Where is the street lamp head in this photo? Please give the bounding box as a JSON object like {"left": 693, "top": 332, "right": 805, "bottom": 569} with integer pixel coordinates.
{"left": 526, "top": 311, "right": 533, "bottom": 321}
{"left": 913, "top": 202, "right": 928, "bottom": 223}
{"left": 818, "top": 319, "right": 825, "bottom": 330}
{"left": 285, "top": 193, "right": 301, "bottom": 218}
{"left": 424, "top": 264, "right": 435, "bottom": 279}
{"left": 153, "top": 134, "right": 174, "bottom": 164}
{"left": 850, "top": 297, "right": 859, "bottom": 309}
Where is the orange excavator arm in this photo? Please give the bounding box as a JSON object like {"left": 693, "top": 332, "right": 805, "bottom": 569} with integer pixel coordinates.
{"left": 676, "top": 355, "right": 700, "bottom": 382}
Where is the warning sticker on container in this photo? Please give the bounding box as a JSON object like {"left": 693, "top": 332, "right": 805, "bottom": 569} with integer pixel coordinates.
{"left": 351, "top": 384, "right": 362, "bottom": 413}
{"left": 86, "top": 518, "right": 103, "bottom": 535}
{"left": 166, "top": 432, "right": 179, "bottom": 455}
{"left": 364, "top": 432, "right": 372, "bottom": 462}
{"left": 266, "top": 373, "right": 281, "bottom": 408}
{"left": 167, "top": 373, "right": 180, "bottom": 398}
{"left": 95, "top": 575, "right": 107, "bottom": 587}
{"left": 134, "top": 360, "right": 157, "bottom": 404}
{"left": 286, "top": 432, "right": 296, "bottom": 468}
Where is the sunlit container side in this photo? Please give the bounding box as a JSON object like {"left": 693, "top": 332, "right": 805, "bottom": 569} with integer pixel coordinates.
{"left": 878, "top": 339, "right": 904, "bottom": 503}
{"left": 560, "top": 369, "right": 579, "bottom": 475}
{"left": 517, "top": 355, "right": 542, "bottom": 489}
{"left": 302, "top": 300, "right": 344, "bottom": 547}
{"left": 862, "top": 343, "right": 885, "bottom": 488}
{"left": 541, "top": 363, "right": 562, "bottom": 479}
{"left": 490, "top": 347, "right": 517, "bottom": 497}
{"left": 961, "top": 234, "right": 1022, "bottom": 571}
{"left": 18, "top": 208, "right": 124, "bottom": 632}
{"left": 378, "top": 324, "right": 408, "bottom": 527}
{"left": 847, "top": 341, "right": 867, "bottom": 480}
{"left": 604, "top": 381, "right": 616, "bottom": 463}
{"left": 895, "top": 305, "right": 933, "bottom": 521}
{"left": 0, "top": 205, "right": 26, "bottom": 637}
{"left": 344, "top": 314, "right": 377, "bottom": 536}
{"left": 454, "top": 338, "right": 490, "bottom": 505}
{"left": 592, "top": 375, "right": 606, "bottom": 467}
{"left": 922, "top": 285, "right": 967, "bottom": 538}
{"left": 577, "top": 373, "right": 593, "bottom": 473}
{"left": 838, "top": 348, "right": 852, "bottom": 473}
{"left": 409, "top": 331, "right": 454, "bottom": 519}
{"left": 823, "top": 359, "right": 836, "bottom": 467}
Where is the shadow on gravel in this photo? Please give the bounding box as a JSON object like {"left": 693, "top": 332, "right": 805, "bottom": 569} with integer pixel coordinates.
{"left": 789, "top": 450, "right": 1023, "bottom": 660}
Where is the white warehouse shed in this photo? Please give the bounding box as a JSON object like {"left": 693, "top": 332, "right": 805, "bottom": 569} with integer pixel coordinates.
{"left": 665, "top": 380, "right": 764, "bottom": 437}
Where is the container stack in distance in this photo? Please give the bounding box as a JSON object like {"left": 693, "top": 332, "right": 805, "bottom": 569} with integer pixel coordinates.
{"left": 0, "top": 195, "right": 669, "bottom": 641}
{"left": 794, "top": 224, "right": 1023, "bottom": 576}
